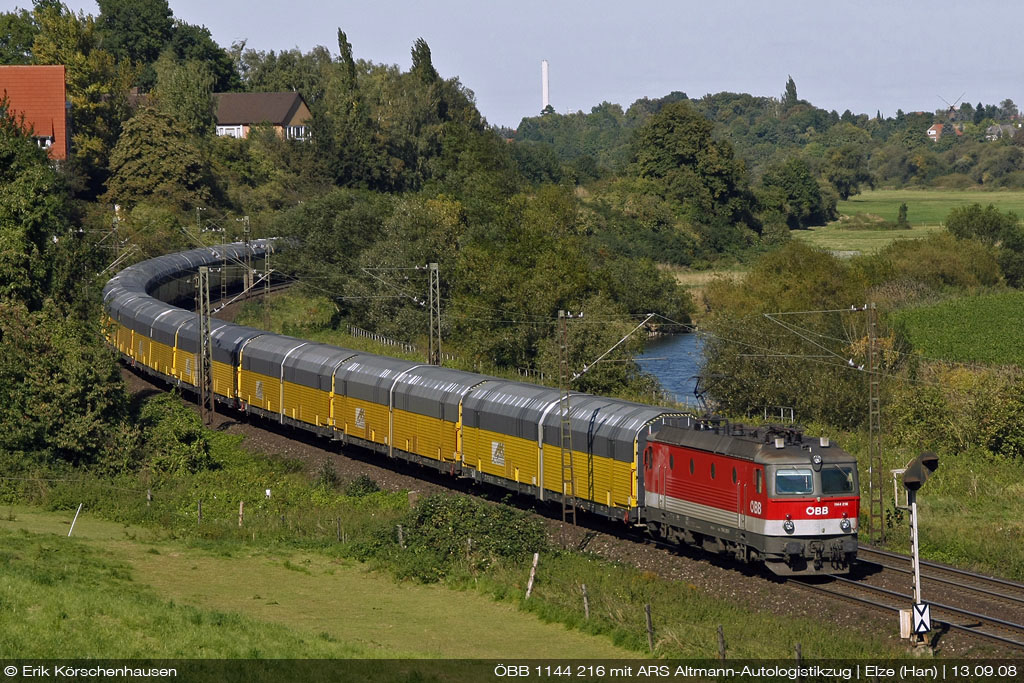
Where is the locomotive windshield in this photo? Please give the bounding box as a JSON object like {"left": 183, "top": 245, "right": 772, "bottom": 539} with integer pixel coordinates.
{"left": 821, "top": 464, "right": 856, "bottom": 494}
{"left": 775, "top": 467, "right": 813, "bottom": 495}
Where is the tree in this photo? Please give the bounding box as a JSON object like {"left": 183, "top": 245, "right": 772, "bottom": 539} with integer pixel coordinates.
{"left": 311, "top": 30, "right": 380, "bottom": 188}
{"left": 105, "top": 107, "right": 211, "bottom": 208}
{"left": 237, "top": 45, "right": 333, "bottom": 103}
{"left": 410, "top": 37, "right": 439, "bottom": 83}
{"left": 1000, "top": 98, "right": 1019, "bottom": 121}
{"left": 151, "top": 51, "right": 215, "bottom": 138}
{"left": 824, "top": 144, "right": 872, "bottom": 199}
{"left": 897, "top": 202, "right": 909, "bottom": 228}
{"left": 759, "top": 156, "right": 834, "bottom": 229}
{"left": 945, "top": 203, "right": 1019, "bottom": 246}
{"left": 167, "top": 21, "right": 239, "bottom": 92}
{"left": 631, "top": 100, "right": 758, "bottom": 236}
{"left": 0, "top": 99, "right": 69, "bottom": 307}
{"left": 783, "top": 76, "right": 798, "bottom": 108}
{"left": 0, "top": 301, "right": 128, "bottom": 469}
{"left": 701, "top": 241, "right": 871, "bottom": 427}
{"left": 0, "top": 6, "right": 36, "bottom": 64}
{"left": 32, "top": 2, "right": 136, "bottom": 196}
{"left": 96, "top": 0, "right": 173, "bottom": 86}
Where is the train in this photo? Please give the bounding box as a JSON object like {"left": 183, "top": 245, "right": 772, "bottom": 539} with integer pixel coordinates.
{"left": 102, "top": 242, "right": 860, "bottom": 576}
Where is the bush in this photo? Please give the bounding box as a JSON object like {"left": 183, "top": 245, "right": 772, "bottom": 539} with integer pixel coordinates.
{"left": 354, "top": 494, "right": 547, "bottom": 583}
{"left": 137, "top": 394, "right": 216, "bottom": 474}
{"left": 343, "top": 474, "right": 380, "bottom": 497}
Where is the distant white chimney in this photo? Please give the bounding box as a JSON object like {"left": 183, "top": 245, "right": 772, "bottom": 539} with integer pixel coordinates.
{"left": 542, "top": 60, "right": 549, "bottom": 110}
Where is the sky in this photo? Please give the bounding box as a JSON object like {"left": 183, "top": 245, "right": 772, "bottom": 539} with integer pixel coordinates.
{"left": 52, "top": 0, "right": 1024, "bottom": 128}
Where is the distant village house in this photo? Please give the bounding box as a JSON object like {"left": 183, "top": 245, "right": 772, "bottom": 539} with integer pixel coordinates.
{"left": 926, "top": 123, "right": 963, "bottom": 142}
{"left": 214, "top": 92, "right": 311, "bottom": 140}
{"left": 0, "top": 65, "right": 69, "bottom": 160}
{"left": 985, "top": 124, "right": 1017, "bottom": 141}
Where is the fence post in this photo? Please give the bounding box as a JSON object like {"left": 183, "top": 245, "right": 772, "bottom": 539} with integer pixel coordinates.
{"left": 795, "top": 643, "right": 803, "bottom": 683}
{"left": 147, "top": 489, "right": 152, "bottom": 507}
{"left": 397, "top": 524, "right": 405, "bottom": 548}
{"left": 645, "top": 604, "right": 655, "bottom": 653}
{"left": 525, "top": 552, "right": 539, "bottom": 598}
{"left": 68, "top": 503, "right": 83, "bottom": 537}
{"left": 238, "top": 500, "right": 244, "bottom": 527}
{"left": 581, "top": 584, "right": 590, "bottom": 620}
{"left": 197, "top": 499, "right": 202, "bottom": 524}
{"left": 336, "top": 518, "right": 342, "bottom": 542}
{"left": 717, "top": 625, "right": 727, "bottom": 662}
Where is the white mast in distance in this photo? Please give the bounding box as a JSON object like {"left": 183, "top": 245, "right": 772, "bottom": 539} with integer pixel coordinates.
{"left": 542, "top": 60, "right": 550, "bottom": 111}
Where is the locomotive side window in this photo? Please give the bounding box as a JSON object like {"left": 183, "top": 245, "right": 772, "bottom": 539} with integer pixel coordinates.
{"left": 710, "top": 463, "right": 716, "bottom": 479}
{"left": 821, "top": 464, "right": 856, "bottom": 494}
{"left": 755, "top": 469, "right": 763, "bottom": 494}
{"left": 669, "top": 455, "right": 675, "bottom": 470}
{"left": 775, "top": 467, "right": 813, "bottom": 495}
{"left": 732, "top": 467, "right": 737, "bottom": 484}
{"left": 689, "top": 459, "right": 694, "bottom": 475}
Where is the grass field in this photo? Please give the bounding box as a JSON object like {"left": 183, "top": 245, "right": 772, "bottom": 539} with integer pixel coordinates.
{"left": 889, "top": 290, "right": 1024, "bottom": 366}
{"left": 794, "top": 189, "right": 1024, "bottom": 255}
{"left": 837, "top": 188, "right": 1024, "bottom": 226}
{"left": 0, "top": 507, "right": 635, "bottom": 660}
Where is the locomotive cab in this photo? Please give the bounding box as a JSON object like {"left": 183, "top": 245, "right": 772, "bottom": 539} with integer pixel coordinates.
{"left": 762, "top": 453, "right": 859, "bottom": 575}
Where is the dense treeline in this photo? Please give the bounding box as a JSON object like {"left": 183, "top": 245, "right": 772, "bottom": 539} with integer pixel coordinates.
{"left": 513, "top": 80, "right": 1024, "bottom": 263}
{"left": 0, "top": 0, "right": 700, "bottom": 480}
{"left": 7, "top": 0, "right": 1024, "bottom": 474}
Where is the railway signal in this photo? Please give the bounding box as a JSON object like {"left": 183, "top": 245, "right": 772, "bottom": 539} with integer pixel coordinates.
{"left": 901, "top": 451, "right": 939, "bottom": 643}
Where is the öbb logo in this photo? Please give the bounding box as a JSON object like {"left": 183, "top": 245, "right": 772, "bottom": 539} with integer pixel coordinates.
{"left": 806, "top": 506, "right": 829, "bottom": 516}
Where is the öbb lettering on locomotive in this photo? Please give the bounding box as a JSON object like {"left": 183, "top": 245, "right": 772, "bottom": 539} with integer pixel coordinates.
{"left": 103, "top": 241, "right": 859, "bottom": 576}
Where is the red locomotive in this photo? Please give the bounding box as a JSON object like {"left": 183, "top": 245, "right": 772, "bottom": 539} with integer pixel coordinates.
{"left": 642, "top": 418, "right": 859, "bottom": 575}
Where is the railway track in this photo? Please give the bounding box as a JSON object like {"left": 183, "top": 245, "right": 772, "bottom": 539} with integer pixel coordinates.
{"left": 790, "top": 545, "right": 1024, "bottom": 652}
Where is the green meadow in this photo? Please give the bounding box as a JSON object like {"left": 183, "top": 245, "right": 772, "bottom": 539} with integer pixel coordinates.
{"left": 889, "top": 290, "right": 1024, "bottom": 366}
{"left": 838, "top": 189, "right": 1024, "bottom": 226}
{"left": 794, "top": 189, "right": 1024, "bottom": 255}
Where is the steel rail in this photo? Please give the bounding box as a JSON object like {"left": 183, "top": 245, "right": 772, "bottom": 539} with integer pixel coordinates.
{"left": 791, "top": 575, "right": 1024, "bottom": 651}
{"left": 860, "top": 544, "right": 1024, "bottom": 592}
{"left": 856, "top": 554, "right": 1024, "bottom": 606}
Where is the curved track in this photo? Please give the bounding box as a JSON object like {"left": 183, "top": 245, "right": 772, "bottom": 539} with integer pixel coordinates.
{"left": 790, "top": 547, "right": 1024, "bottom": 651}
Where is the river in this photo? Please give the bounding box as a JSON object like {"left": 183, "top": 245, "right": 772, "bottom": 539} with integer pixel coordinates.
{"left": 635, "top": 332, "right": 704, "bottom": 407}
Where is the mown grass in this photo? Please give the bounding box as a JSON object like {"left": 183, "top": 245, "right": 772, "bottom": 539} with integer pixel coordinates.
{"left": 837, "top": 188, "right": 1024, "bottom": 226}
{"left": 794, "top": 189, "right": 1024, "bottom": 255}
{"left": 889, "top": 291, "right": 1024, "bottom": 365}
{"left": 0, "top": 525, "right": 376, "bottom": 658}
{"left": 1, "top": 508, "right": 632, "bottom": 659}
{"left": 792, "top": 223, "right": 941, "bottom": 255}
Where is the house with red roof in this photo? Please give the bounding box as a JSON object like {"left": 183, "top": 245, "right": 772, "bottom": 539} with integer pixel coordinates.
{"left": 213, "top": 92, "right": 311, "bottom": 140}
{"left": 0, "top": 65, "right": 69, "bottom": 160}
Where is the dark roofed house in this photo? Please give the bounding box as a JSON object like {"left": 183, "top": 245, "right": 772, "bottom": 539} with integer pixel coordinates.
{"left": 0, "top": 65, "right": 69, "bottom": 160}
{"left": 214, "top": 92, "right": 311, "bottom": 140}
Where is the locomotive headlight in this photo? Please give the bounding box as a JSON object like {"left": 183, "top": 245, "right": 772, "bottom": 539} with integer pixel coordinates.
{"left": 811, "top": 453, "right": 823, "bottom": 472}
{"left": 840, "top": 514, "right": 852, "bottom": 533}
{"left": 783, "top": 515, "right": 795, "bottom": 534}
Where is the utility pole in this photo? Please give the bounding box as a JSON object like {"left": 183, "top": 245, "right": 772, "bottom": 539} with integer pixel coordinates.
{"left": 264, "top": 245, "right": 271, "bottom": 330}
{"left": 220, "top": 247, "right": 228, "bottom": 303}
{"left": 867, "top": 302, "right": 884, "bottom": 544}
{"left": 238, "top": 216, "right": 252, "bottom": 298}
{"left": 195, "top": 266, "right": 215, "bottom": 425}
{"left": 558, "top": 310, "right": 577, "bottom": 529}
{"left": 428, "top": 262, "right": 441, "bottom": 365}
